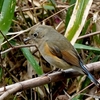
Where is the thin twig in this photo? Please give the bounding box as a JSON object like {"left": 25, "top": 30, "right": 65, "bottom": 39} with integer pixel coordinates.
{"left": 0, "top": 30, "right": 13, "bottom": 48}
{"left": 1, "top": 44, "right": 36, "bottom": 55}
{"left": 42, "top": 4, "right": 75, "bottom": 23}
{"left": 1, "top": 28, "right": 31, "bottom": 46}
{"left": 70, "top": 83, "right": 94, "bottom": 99}
{"left": 78, "top": 31, "right": 100, "bottom": 39}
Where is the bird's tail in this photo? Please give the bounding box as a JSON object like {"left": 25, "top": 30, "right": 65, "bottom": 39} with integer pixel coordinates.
{"left": 79, "top": 61, "right": 99, "bottom": 87}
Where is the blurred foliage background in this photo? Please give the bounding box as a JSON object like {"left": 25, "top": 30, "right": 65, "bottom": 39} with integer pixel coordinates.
{"left": 0, "top": 0, "right": 100, "bottom": 100}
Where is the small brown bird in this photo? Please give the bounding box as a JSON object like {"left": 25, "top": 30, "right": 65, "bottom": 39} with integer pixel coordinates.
{"left": 26, "top": 25, "right": 99, "bottom": 87}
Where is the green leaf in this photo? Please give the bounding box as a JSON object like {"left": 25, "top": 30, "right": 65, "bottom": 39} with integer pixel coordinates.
{"left": 0, "top": 0, "right": 16, "bottom": 34}
{"left": 21, "top": 48, "right": 43, "bottom": 75}
{"left": 92, "top": 23, "right": 100, "bottom": 45}
{"left": 74, "top": 43, "right": 100, "bottom": 51}
{"left": 0, "top": 0, "right": 4, "bottom": 12}
{"left": 43, "top": 4, "right": 55, "bottom": 10}
{"left": 65, "top": 0, "right": 76, "bottom": 28}
{"left": 67, "top": 0, "right": 88, "bottom": 41}
{"left": 77, "top": 19, "right": 91, "bottom": 44}
{"left": 48, "top": 0, "right": 56, "bottom": 5}
{"left": 0, "top": 67, "right": 3, "bottom": 81}
{"left": 13, "top": 95, "right": 17, "bottom": 100}
{"left": 65, "top": 0, "right": 93, "bottom": 45}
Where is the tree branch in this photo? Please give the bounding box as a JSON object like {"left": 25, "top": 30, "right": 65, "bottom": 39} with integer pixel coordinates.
{"left": 0, "top": 61, "right": 100, "bottom": 100}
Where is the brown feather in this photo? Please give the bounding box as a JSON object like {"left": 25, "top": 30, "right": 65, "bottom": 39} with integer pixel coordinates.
{"left": 61, "top": 50, "right": 80, "bottom": 67}
{"left": 48, "top": 43, "right": 80, "bottom": 67}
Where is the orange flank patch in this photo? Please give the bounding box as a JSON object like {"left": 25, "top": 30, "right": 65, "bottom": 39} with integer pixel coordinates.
{"left": 44, "top": 43, "right": 62, "bottom": 63}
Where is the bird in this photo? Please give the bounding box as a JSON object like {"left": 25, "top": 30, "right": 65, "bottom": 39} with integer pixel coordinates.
{"left": 26, "top": 25, "right": 99, "bottom": 87}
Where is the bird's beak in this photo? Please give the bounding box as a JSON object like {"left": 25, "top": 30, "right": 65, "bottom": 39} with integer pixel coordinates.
{"left": 24, "top": 37, "right": 31, "bottom": 42}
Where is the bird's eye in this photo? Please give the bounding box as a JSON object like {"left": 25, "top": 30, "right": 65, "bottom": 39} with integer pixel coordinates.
{"left": 33, "top": 32, "right": 39, "bottom": 37}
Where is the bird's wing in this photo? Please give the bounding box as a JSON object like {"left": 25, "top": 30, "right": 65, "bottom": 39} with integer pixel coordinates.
{"left": 47, "top": 41, "right": 80, "bottom": 67}
{"left": 61, "top": 50, "right": 80, "bottom": 67}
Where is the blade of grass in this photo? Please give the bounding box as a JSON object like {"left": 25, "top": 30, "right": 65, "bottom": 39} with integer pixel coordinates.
{"left": 0, "top": 0, "right": 4, "bottom": 12}
{"left": 64, "top": 0, "right": 93, "bottom": 45}
{"left": 0, "top": 67, "right": 3, "bottom": 82}
{"left": 65, "top": 0, "right": 76, "bottom": 28}
{"left": 0, "top": 0, "right": 16, "bottom": 34}
{"left": 21, "top": 48, "right": 43, "bottom": 75}
{"left": 74, "top": 43, "right": 100, "bottom": 51}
